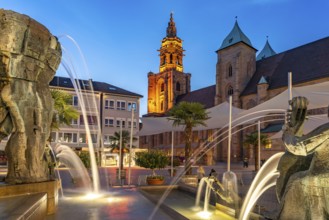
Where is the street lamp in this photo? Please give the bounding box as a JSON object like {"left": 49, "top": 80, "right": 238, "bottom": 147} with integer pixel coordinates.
{"left": 119, "top": 119, "right": 123, "bottom": 185}
{"left": 128, "top": 103, "right": 136, "bottom": 186}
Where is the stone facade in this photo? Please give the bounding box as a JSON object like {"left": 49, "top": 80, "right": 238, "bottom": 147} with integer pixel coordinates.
{"left": 148, "top": 70, "right": 190, "bottom": 114}
{"left": 143, "top": 15, "right": 329, "bottom": 164}
{"left": 147, "top": 13, "right": 191, "bottom": 116}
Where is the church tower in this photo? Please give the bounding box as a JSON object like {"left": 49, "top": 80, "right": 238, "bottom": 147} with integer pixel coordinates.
{"left": 147, "top": 13, "right": 191, "bottom": 116}
{"left": 214, "top": 20, "right": 257, "bottom": 108}
{"left": 214, "top": 20, "right": 257, "bottom": 162}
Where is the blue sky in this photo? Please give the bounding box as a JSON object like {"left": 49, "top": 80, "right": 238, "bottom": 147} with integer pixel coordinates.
{"left": 2, "top": 0, "right": 329, "bottom": 116}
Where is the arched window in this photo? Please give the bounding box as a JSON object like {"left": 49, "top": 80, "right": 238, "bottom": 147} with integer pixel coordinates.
{"left": 162, "top": 55, "right": 166, "bottom": 65}
{"left": 228, "top": 64, "right": 233, "bottom": 77}
{"left": 160, "top": 83, "right": 164, "bottom": 92}
{"left": 176, "top": 82, "right": 181, "bottom": 91}
{"left": 170, "top": 54, "right": 173, "bottom": 64}
{"left": 227, "top": 86, "right": 233, "bottom": 96}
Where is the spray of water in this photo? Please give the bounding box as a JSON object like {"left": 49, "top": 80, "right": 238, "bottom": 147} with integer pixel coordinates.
{"left": 55, "top": 144, "right": 92, "bottom": 191}
{"left": 53, "top": 35, "right": 102, "bottom": 193}
{"left": 149, "top": 111, "right": 286, "bottom": 219}
{"left": 238, "top": 152, "right": 284, "bottom": 220}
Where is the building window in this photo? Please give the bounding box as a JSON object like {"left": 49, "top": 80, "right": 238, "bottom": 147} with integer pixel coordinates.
{"left": 160, "top": 101, "right": 164, "bottom": 111}
{"left": 128, "top": 119, "right": 137, "bottom": 128}
{"left": 73, "top": 96, "right": 78, "bottom": 106}
{"left": 160, "top": 83, "right": 165, "bottom": 92}
{"left": 105, "top": 99, "right": 115, "bottom": 109}
{"left": 80, "top": 115, "right": 97, "bottom": 125}
{"left": 79, "top": 133, "right": 97, "bottom": 143}
{"left": 116, "top": 118, "right": 126, "bottom": 128}
{"left": 103, "top": 135, "right": 112, "bottom": 145}
{"left": 117, "top": 101, "right": 126, "bottom": 110}
{"left": 227, "top": 86, "right": 234, "bottom": 96}
{"left": 71, "top": 118, "right": 78, "bottom": 125}
{"left": 265, "top": 139, "right": 272, "bottom": 149}
{"left": 105, "top": 118, "right": 114, "bottom": 127}
{"left": 228, "top": 65, "right": 233, "bottom": 77}
{"left": 128, "top": 102, "right": 137, "bottom": 112}
{"left": 59, "top": 132, "right": 78, "bottom": 143}
{"left": 176, "top": 82, "right": 181, "bottom": 91}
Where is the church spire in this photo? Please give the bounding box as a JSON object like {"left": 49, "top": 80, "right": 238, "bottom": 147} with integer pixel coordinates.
{"left": 218, "top": 20, "right": 255, "bottom": 51}
{"left": 166, "top": 12, "right": 177, "bottom": 37}
{"left": 158, "top": 13, "right": 184, "bottom": 72}
{"left": 256, "top": 37, "right": 277, "bottom": 60}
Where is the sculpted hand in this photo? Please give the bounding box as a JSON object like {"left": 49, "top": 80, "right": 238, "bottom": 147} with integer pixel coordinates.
{"left": 282, "top": 96, "right": 309, "bottom": 155}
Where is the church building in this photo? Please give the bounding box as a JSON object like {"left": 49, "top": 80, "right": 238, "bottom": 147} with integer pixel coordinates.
{"left": 140, "top": 13, "right": 329, "bottom": 164}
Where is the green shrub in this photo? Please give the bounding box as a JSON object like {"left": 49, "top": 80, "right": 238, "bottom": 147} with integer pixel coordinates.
{"left": 77, "top": 151, "right": 91, "bottom": 168}
{"left": 135, "top": 150, "right": 169, "bottom": 176}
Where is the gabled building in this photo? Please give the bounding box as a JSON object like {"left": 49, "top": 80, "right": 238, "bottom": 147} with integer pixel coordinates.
{"left": 141, "top": 14, "right": 329, "bottom": 164}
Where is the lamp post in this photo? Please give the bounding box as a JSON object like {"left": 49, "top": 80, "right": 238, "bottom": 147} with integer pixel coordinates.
{"left": 119, "top": 119, "right": 123, "bottom": 185}
{"left": 258, "top": 120, "right": 261, "bottom": 171}
{"left": 128, "top": 103, "right": 136, "bottom": 186}
{"left": 171, "top": 130, "right": 174, "bottom": 177}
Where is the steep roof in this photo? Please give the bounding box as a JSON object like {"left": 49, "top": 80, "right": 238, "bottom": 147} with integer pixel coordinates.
{"left": 241, "top": 36, "right": 329, "bottom": 96}
{"left": 166, "top": 12, "right": 177, "bottom": 38}
{"left": 256, "top": 39, "right": 277, "bottom": 60}
{"left": 176, "top": 85, "right": 216, "bottom": 109}
{"left": 50, "top": 76, "right": 143, "bottom": 98}
{"left": 218, "top": 21, "right": 255, "bottom": 51}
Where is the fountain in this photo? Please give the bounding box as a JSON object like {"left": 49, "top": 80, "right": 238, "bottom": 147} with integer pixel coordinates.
{"left": 54, "top": 144, "right": 92, "bottom": 191}
{"left": 239, "top": 152, "right": 283, "bottom": 220}
{"left": 0, "top": 9, "right": 61, "bottom": 215}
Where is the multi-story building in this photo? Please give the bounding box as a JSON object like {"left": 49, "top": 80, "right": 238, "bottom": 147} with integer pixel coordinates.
{"left": 140, "top": 14, "right": 329, "bottom": 165}
{"left": 49, "top": 76, "right": 143, "bottom": 167}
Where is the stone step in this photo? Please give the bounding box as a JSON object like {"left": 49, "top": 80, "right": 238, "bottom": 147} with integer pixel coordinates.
{"left": 0, "top": 193, "right": 47, "bottom": 220}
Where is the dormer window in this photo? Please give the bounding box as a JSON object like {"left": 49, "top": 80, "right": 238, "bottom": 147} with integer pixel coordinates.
{"left": 228, "top": 65, "right": 233, "bottom": 77}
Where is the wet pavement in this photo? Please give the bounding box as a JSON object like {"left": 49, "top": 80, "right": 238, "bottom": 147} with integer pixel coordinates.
{"left": 46, "top": 186, "right": 175, "bottom": 220}
{"left": 1, "top": 162, "right": 279, "bottom": 220}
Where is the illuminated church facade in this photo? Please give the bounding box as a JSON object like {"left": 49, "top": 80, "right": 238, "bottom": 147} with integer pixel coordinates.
{"left": 140, "top": 13, "right": 329, "bottom": 164}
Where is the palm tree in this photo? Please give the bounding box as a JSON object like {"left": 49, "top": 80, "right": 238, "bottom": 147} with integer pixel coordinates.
{"left": 108, "top": 130, "right": 137, "bottom": 170}
{"left": 51, "top": 90, "right": 79, "bottom": 131}
{"left": 168, "top": 101, "right": 209, "bottom": 175}
{"left": 243, "top": 132, "right": 270, "bottom": 171}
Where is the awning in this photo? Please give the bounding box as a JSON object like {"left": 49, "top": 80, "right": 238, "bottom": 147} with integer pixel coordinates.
{"left": 137, "top": 101, "right": 244, "bottom": 136}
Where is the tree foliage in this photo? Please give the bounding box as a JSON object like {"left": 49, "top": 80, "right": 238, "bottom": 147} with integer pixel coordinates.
{"left": 51, "top": 90, "right": 79, "bottom": 130}
{"left": 243, "top": 132, "right": 270, "bottom": 171}
{"left": 168, "top": 101, "right": 209, "bottom": 175}
{"left": 108, "top": 130, "right": 137, "bottom": 170}
{"left": 135, "top": 150, "right": 169, "bottom": 176}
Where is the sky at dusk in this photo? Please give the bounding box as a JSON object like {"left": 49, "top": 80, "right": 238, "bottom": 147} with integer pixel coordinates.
{"left": 2, "top": 0, "right": 329, "bottom": 116}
